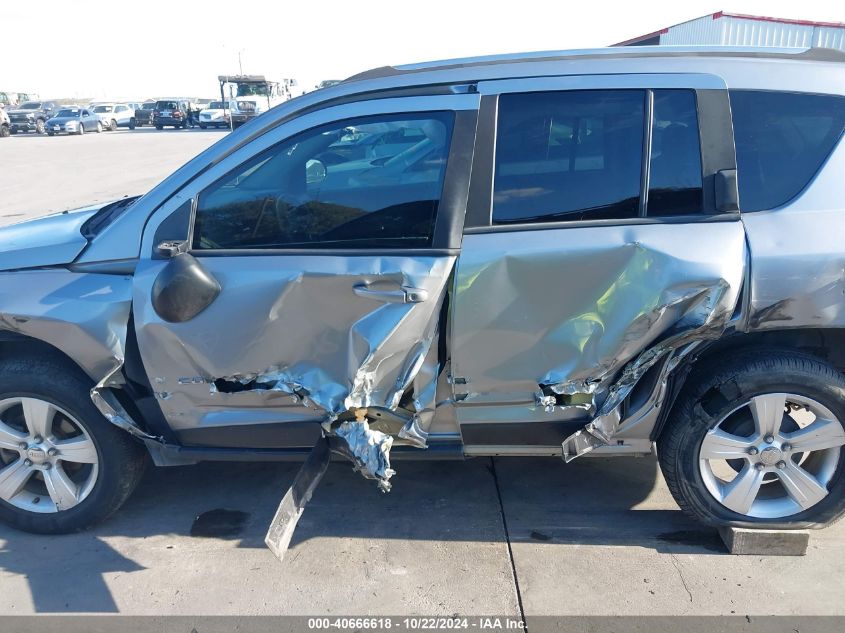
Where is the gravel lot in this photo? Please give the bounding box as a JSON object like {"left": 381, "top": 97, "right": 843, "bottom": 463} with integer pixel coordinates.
{"left": 0, "top": 129, "right": 843, "bottom": 620}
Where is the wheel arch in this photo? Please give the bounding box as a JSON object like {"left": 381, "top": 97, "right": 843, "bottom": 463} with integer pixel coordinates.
{"left": 0, "top": 331, "right": 91, "bottom": 380}
{"left": 652, "top": 327, "right": 845, "bottom": 441}
{"left": 0, "top": 329, "right": 175, "bottom": 444}
{"left": 694, "top": 328, "right": 845, "bottom": 375}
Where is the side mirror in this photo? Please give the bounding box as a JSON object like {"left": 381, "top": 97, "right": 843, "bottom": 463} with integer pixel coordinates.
{"left": 156, "top": 240, "right": 189, "bottom": 258}
{"left": 151, "top": 241, "right": 221, "bottom": 323}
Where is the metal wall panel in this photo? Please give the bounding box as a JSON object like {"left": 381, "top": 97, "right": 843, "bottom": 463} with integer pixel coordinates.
{"left": 660, "top": 16, "right": 723, "bottom": 46}
{"left": 815, "top": 27, "right": 845, "bottom": 50}
{"left": 660, "top": 15, "right": 845, "bottom": 52}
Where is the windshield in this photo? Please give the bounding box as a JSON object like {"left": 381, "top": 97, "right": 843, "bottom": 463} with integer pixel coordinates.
{"left": 208, "top": 101, "right": 227, "bottom": 110}
{"left": 20, "top": 102, "right": 41, "bottom": 109}
{"left": 56, "top": 109, "right": 81, "bottom": 117}
{"left": 93, "top": 105, "right": 113, "bottom": 113}
{"left": 236, "top": 84, "right": 270, "bottom": 97}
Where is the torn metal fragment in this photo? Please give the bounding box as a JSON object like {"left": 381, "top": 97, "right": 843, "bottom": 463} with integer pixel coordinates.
{"left": 561, "top": 310, "right": 728, "bottom": 461}
{"left": 90, "top": 358, "right": 162, "bottom": 442}
{"left": 265, "top": 436, "right": 332, "bottom": 562}
{"left": 397, "top": 416, "right": 429, "bottom": 448}
{"left": 535, "top": 393, "right": 557, "bottom": 413}
{"left": 334, "top": 412, "right": 396, "bottom": 492}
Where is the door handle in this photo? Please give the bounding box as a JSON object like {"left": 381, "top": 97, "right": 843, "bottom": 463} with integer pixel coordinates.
{"left": 353, "top": 283, "right": 428, "bottom": 303}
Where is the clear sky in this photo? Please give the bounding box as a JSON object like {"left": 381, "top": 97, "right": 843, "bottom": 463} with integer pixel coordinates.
{"left": 4, "top": 0, "right": 843, "bottom": 100}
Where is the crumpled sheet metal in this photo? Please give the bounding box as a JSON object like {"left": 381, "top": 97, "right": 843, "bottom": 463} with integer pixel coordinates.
{"left": 0, "top": 270, "right": 133, "bottom": 380}
{"left": 91, "top": 358, "right": 161, "bottom": 441}
{"left": 133, "top": 255, "right": 456, "bottom": 433}
{"left": 0, "top": 270, "right": 160, "bottom": 442}
{"left": 451, "top": 222, "right": 747, "bottom": 416}
{"left": 334, "top": 419, "right": 396, "bottom": 492}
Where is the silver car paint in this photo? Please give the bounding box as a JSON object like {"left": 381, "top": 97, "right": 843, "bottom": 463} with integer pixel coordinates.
{"left": 743, "top": 136, "right": 845, "bottom": 331}
{"left": 0, "top": 269, "right": 132, "bottom": 380}
{"left": 132, "top": 254, "right": 455, "bottom": 422}
{"left": 451, "top": 222, "right": 746, "bottom": 418}
{"left": 0, "top": 47, "right": 842, "bottom": 488}
{"left": 0, "top": 205, "right": 103, "bottom": 271}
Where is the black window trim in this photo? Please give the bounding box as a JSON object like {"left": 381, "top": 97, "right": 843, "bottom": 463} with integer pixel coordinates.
{"left": 464, "top": 85, "right": 738, "bottom": 231}
{"left": 184, "top": 109, "right": 477, "bottom": 255}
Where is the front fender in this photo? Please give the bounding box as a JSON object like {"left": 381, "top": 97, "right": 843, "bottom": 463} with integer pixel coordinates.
{"left": 0, "top": 269, "right": 132, "bottom": 380}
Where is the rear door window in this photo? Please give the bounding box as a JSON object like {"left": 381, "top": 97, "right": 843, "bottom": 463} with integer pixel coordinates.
{"left": 492, "top": 90, "right": 645, "bottom": 224}
{"left": 730, "top": 90, "right": 845, "bottom": 212}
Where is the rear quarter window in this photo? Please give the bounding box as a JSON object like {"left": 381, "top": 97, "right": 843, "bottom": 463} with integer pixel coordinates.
{"left": 730, "top": 90, "right": 845, "bottom": 212}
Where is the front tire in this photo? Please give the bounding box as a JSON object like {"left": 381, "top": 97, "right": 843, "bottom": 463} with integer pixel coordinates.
{"left": 96, "top": 121, "right": 103, "bottom": 133}
{"left": 658, "top": 350, "right": 845, "bottom": 529}
{"left": 109, "top": 119, "right": 117, "bottom": 131}
{"left": 128, "top": 118, "right": 136, "bottom": 130}
{"left": 0, "top": 355, "right": 147, "bottom": 533}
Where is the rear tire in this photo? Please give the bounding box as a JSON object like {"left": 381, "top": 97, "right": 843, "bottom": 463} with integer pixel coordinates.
{"left": 0, "top": 355, "right": 147, "bottom": 533}
{"left": 35, "top": 119, "right": 45, "bottom": 134}
{"left": 128, "top": 118, "right": 136, "bottom": 130}
{"left": 110, "top": 119, "right": 117, "bottom": 131}
{"left": 658, "top": 349, "right": 845, "bottom": 529}
{"left": 0, "top": 125, "right": 9, "bottom": 138}
{"left": 155, "top": 124, "right": 162, "bottom": 130}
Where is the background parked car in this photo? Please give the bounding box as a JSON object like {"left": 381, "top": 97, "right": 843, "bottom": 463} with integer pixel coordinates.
{"left": 198, "top": 100, "right": 236, "bottom": 128}
{"left": 153, "top": 99, "right": 191, "bottom": 129}
{"left": 7, "top": 101, "right": 59, "bottom": 134}
{"left": 45, "top": 107, "right": 102, "bottom": 135}
{"left": 130, "top": 102, "right": 156, "bottom": 128}
{"left": 0, "top": 109, "right": 10, "bottom": 137}
{"left": 91, "top": 103, "right": 134, "bottom": 130}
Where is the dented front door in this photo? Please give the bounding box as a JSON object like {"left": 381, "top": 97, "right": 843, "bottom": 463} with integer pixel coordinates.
{"left": 132, "top": 95, "right": 478, "bottom": 446}
{"left": 452, "top": 74, "right": 746, "bottom": 447}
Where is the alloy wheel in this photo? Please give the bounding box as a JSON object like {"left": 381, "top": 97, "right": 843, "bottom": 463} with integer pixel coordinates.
{"left": 699, "top": 393, "right": 845, "bottom": 518}
{"left": 0, "top": 397, "right": 99, "bottom": 513}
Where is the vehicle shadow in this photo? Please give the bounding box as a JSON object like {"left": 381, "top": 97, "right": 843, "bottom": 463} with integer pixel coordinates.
{"left": 0, "top": 454, "right": 723, "bottom": 613}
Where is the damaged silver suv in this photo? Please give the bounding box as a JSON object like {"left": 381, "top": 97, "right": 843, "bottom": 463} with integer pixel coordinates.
{"left": 1, "top": 47, "right": 845, "bottom": 542}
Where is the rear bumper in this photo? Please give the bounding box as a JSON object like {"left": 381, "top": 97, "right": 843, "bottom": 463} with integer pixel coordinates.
{"left": 154, "top": 117, "right": 185, "bottom": 126}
